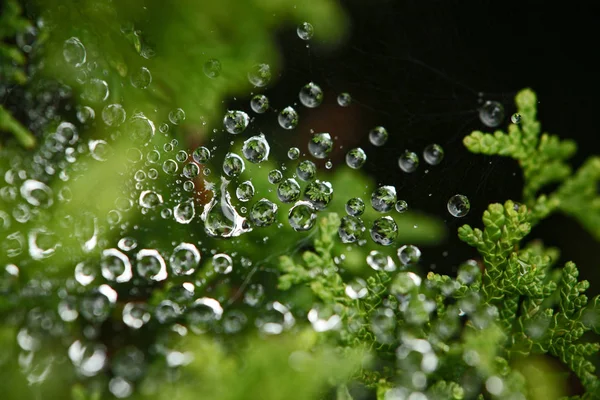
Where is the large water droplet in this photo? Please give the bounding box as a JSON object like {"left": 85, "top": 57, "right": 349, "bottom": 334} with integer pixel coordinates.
{"left": 192, "top": 146, "right": 211, "bottom": 164}
{"left": 248, "top": 63, "right": 271, "bottom": 87}
{"left": 201, "top": 177, "right": 250, "bottom": 238}
{"left": 223, "top": 110, "right": 249, "bottom": 134}
{"left": 101, "top": 248, "right": 133, "bottom": 282}
{"left": 187, "top": 298, "right": 223, "bottom": 334}
{"left": 136, "top": 249, "right": 168, "bottom": 281}
{"left": 170, "top": 242, "right": 200, "bottom": 276}
{"left": 122, "top": 302, "right": 151, "bottom": 329}
{"left": 242, "top": 134, "right": 270, "bottom": 163}
{"left": 20, "top": 180, "right": 53, "bottom": 208}
{"left": 370, "top": 216, "right": 398, "bottom": 246}
{"left": 299, "top": 82, "right": 323, "bottom": 108}
{"left": 278, "top": 106, "right": 299, "bottom": 130}
{"left": 369, "top": 126, "right": 388, "bottom": 146}
{"left": 68, "top": 340, "right": 106, "bottom": 377}
{"left": 423, "top": 144, "right": 444, "bottom": 165}
{"left": 236, "top": 180, "right": 255, "bottom": 202}
{"left": 83, "top": 78, "right": 109, "bottom": 103}
{"left": 223, "top": 153, "right": 245, "bottom": 177}
{"left": 129, "top": 113, "right": 155, "bottom": 142}
{"left": 63, "top": 37, "right": 86, "bottom": 67}
{"left": 447, "top": 194, "right": 470, "bottom": 217}
{"left": 296, "top": 160, "right": 316, "bottom": 181}
{"left": 346, "top": 148, "right": 367, "bottom": 169}
{"left": 139, "top": 190, "right": 163, "bottom": 209}
{"left": 250, "top": 94, "right": 269, "bottom": 114}
{"left": 130, "top": 66, "right": 152, "bottom": 89}
{"left": 479, "top": 100, "right": 504, "bottom": 128}
{"left": 249, "top": 198, "right": 278, "bottom": 227}
{"left": 397, "top": 245, "right": 421, "bottom": 265}
{"left": 297, "top": 22, "right": 314, "bottom": 40}
{"left": 338, "top": 215, "right": 365, "bottom": 243}
{"left": 346, "top": 197, "right": 365, "bottom": 216}
{"left": 277, "top": 178, "right": 301, "bottom": 203}
{"left": 169, "top": 108, "right": 186, "bottom": 125}
{"left": 174, "top": 198, "right": 196, "bottom": 224}
{"left": 304, "top": 180, "right": 333, "bottom": 210}
{"left": 337, "top": 93, "right": 351, "bottom": 107}
{"left": 102, "top": 104, "right": 126, "bottom": 127}
{"left": 288, "top": 200, "right": 317, "bottom": 231}
{"left": 308, "top": 133, "right": 333, "bottom": 159}
{"left": 398, "top": 150, "right": 419, "bottom": 173}
{"left": 371, "top": 185, "right": 397, "bottom": 213}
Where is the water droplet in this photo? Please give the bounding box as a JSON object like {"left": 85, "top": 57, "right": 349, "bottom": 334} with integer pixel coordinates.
{"left": 371, "top": 216, "right": 398, "bottom": 246}
{"left": 338, "top": 215, "right": 365, "bottom": 243}
{"left": 247, "top": 63, "right": 272, "bottom": 87}
{"left": 139, "top": 190, "right": 163, "bottom": 209}
{"left": 423, "top": 144, "right": 444, "bottom": 166}
{"left": 277, "top": 178, "right": 301, "bottom": 203}
{"left": 170, "top": 243, "right": 200, "bottom": 276}
{"left": 346, "top": 148, "right": 367, "bottom": 169}
{"left": 479, "top": 100, "right": 505, "bottom": 128}
{"left": 397, "top": 245, "right": 421, "bottom": 265}
{"left": 297, "top": 22, "right": 314, "bottom": 40}
{"left": 236, "top": 180, "right": 255, "bottom": 202}
{"left": 511, "top": 113, "right": 521, "bottom": 124}
{"left": 68, "top": 340, "right": 106, "bottom": 377}
{"left": 83, "top": 78, "right": 109, "bottom": 103}
{"left": 447, "top": 194, "right": 470, "bottom": 217}
{"left": 304, "top": 180, "right": 333, "bottom": 210}
{"left": 155, "top": 300, "right": 181, "bottom": 324}
{"left": 223, "top": 153, "right": 245, "bottom": 177}
{"left": 250, "top": 94, "right": 269, "bottom": 113}
{"left": 390, "top": 271, "right": 421, "bottom": 295}
{"left": 56, "top": 121, "right": 79, "bottom": 144}
{"left": 337, "top": 92, "right": 351, "bottom": 107}
{"left": 249, "top": 198, "right": 278, "bottom": 227}
{"left": 118, "top": 237, "right": 138, "bottom": 251}
{"left": 100, "top": 248, "right": 133, "bottom": 282}
{"left": 256, "top": 302, "right": 294, "bottom": 335}
{"left": 288, "top": 201, "right": 317, "bottom": 231}
{"left": 368, "top": 126, "right": 388, "bottom": 146}
{"left": 162, "top": 159, "right": 178, "bottom": 175}
{"left": 367, "top": 250, "right": 396, "bottom": 271}
{"left": 169, "top": 108, "right": 186, "bottom": 125}
{"left": 398, "top": 150, "right": 419, "bottom": 173}
{"left": 101, "top": 104, "right": 126, "bottom": 127}
{"left": 182, "top": 162, "right": 200, "bottom": 179}
{"left": 299, "top": 82, "right": 323, "bottom": 108}
{"left": 308, "top": 305, "right": 341, "bottom": 332}
{"left": 63, "top": 37, "right": 86, "bottom": 67}
{"left": 129, "top": 113, "right": 155, "bottom": 142}
{"left": 242, "top": 134, "right": 270, "bottom": 163}
{"left": 28, "top": 228, "right": 59, "bottom": 260}
{"left": 203, "top": 58, "right": 221, "bottom": 78}
{"left": 296, "top": 160, "right": 316, "bottom": 181}
{"left": 201, "top": 177, "right": 250, "bottom": 238}
{"left": 223, "top": 110, "right": 249, "bottom": 134}
{"left": 111, "top": 346, "right": 146, "bottom": 381}
{"left": 371, "top": 185, "right": 397, "bottom": 212}
{"left": 89, "top": 139, "right": 111, "bottom": 161}
{"left": 268, "top": 169, "right": 283, "bottom": 184}
{"left": 80, "top": 285, "right": 116, "bottom": 323}
{"left": 457, "top": 259, "right": 481, "bottom": 284}
{"left": 308, "top": 132, "right": 333, "bottom": 159}
{"left": 395, "top": 199, "right": 408, "bottom": 213}
{"left": 187, "top": 298, "right": 223, "bottom": 334}
{"left": 345, "top": 278, "right": 368, "bottom": 299}
{"left": 174, "top": 198, "right": 196, "bottom": 224}
{"left": 278, "top": 106, "right": 299, "bottom": 130}
{"left": 136, "top": 249, "right": 167, "bottom": 281}
{"left": 287, "top": 147, "right": 300, "bottom": 160}
{"left": 244, "top": 283, "right": 265, "bottom": 306}
{"left": 212, "top": 253, "right": 233, "bottom": 274}
{"left": 122, "top": 302, "right": 151, "bottom": 329}
{"left": 130, "top": 66, "right": 152, "bottom": 89}
{"left": 76, "top": 106, "right": 95, "bottom": 123}
{"left": 192, "top": 146, "right": 211, "bottom": 163}
{"left": 75, "top": 260, "right": 96, "bottom": 286}
{"left": 20, "top": 180, "right": 53, "bottom": 208}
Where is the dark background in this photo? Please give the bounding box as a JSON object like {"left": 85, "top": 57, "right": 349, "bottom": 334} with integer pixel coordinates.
{"left": 263, "top": 0, "right": 600, "bottom": 292}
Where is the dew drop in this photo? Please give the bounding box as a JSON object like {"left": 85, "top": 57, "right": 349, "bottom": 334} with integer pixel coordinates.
{"left": 423, "top": 144, "right": 444, "bottom": 166}
{"left": 346, "top": 148, "right": 367, "bottom": 169}
{"left": 102, "top": 104, "right": 126, "bottom": 127}
{"left": 63, "top": 37, "right": 86, "bottom": 67}
{"left": 369, "top": 126, "right": 388, "bottom": 146}
{"left": 337, "top": 92, "right": 351, "bottom": 107}
{"left": 397, "top": 244, "right": 421, "bottom": 265}
{"left": 367, "top": 250, "right": 396, "bottom": 271}
{"left": 223, "top": 153, "right": 245, "bottom": 177}
{"left": 182, "top": 162, "right": 200, "bottom": 179}
{"left": 511, "top": 113, "right": 521, "bottom": 124}
{"left": 136, "top": 249, "right": 167, "bottom": 281}
{"left": 170, "top": 243, "right": 200, "bottom": 276}
{"left": 370, "top": 216, "right": 398, "bottom": 246}
{"left": 296, "top": 160, "right": 317, "bottom": 181}
{"left": 212, "top": 253, "right": 233, "bottom": 274}
{"left": 304, "top": 180, "right": 333, "bottom": 210}
{"left": 250, "top": 94, "right": 269, "bottom": 113}
{"left": 268, "top": 169, "right": 283, "bottom": 184}
{"left": 447, "top": 194, "right": 470, "bottom": 217}
{"left": 201, "top": 177, "right": 250, "bottom": 238}
{"left": 242, "top": 134, "right": 270, "bottom": 163}
{"left": 101, "top": 248, "right": 133, "bottom": 283}
{"left": 83, "top": 78, "right": 109, "bottom": 103}
{"left": 395, "top": 199, "right": 408, "bottom": 213}
{"left": 346, "top": 197, "right": 365, "bottom": 216}
{"left": 287, "top": 147, "right": 300, "bottom": 160}
{"left": 288, "top": 201, "right": 317, "bottom": 231}
{"left": 398, "top": 150, "right": 419, "bottom": 173}
{"left": 278, "top": 106, "right": 299, "bottom": 130}
{"left": 479, "top": 100, "right": 505, "bottom": 128}
{"left": 203, "top": 58, "right": 221, "bottom": 78}
{"left": 192, "top": 146, "right": 211, "bottom": 164}
{"left": 277, "top": 178, "right": 301, "bottom": 203}
{"left": 249, "top": 198, "right": 278, "bottom": 227}
{"left": 122, "top": 302, "right": 151, "bottom": 329}
{"left": 20, "top": 180, "right": 53, "bottom": 208}
{"left": 169, "top": 108, "right": 186, "bottom": 125}
{"left": 236, "top": 180, "right": 255, "bottom": 202}
{"left": 174, "top": 198, "right": 196, "bottom": 224}
{"left": 247, "top": 63, "right": 272, "bottom": 87}
{"left": 130, "top": 67, "right": 152, "bottom": 89}
{"left": 297, "top": 22, "right": 314, "bottom": 40}
{"left": 371, "top": 185, "right": 397, "bottom": 212}
{"left": 299, "top": 82, "right": 323, "bottom": 108}
{"left": 308, "top": 132, "right": 333, "bottom": 159}
{"left": 223, "top": 110, "right": 250, "bottom": 134}
{"left": 338, "top": 215, "right": 365, "bottom": 243}
{"left": 56, "top": 121, "right": 79, "bottom": 144}
{"left": 139, "top": 190, "right": 163, "bottom": 209}
{"left": 129, "top": 113, "right": 155, "bottom": 142}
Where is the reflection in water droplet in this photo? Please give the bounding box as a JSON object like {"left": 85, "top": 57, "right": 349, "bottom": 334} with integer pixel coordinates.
{"left": 338, "top": 215, "right": 365, "bottom": 243}
{"left": 287, "top": 147, "right": 300, "bottom": 160}
{"left": 278, "top": 106, "right": 299, "bottom": 130}
{"left": 371, "top": 185, "right": 397, "bottom": 213}
{"left": 288, "top": 200, "right": 317, "bottom": 231}
{"left": 192, "top": 146, "right": 211, "bottom": 164}
{"left": 236, "top": 181, "right": 255, "bottom": 202}
{"left": 479, "top": 100, "right": 505, "bottom": 128}
{"left": 367, "top": 250, "right": 396, "bottom": 271}
{"left": 247, "top": 63, "right": 271, "bottom": 87}
{"left": 201, "top": 177, "right": 250, "bottom": 238}
{"left": 346, "top": 148, "right": 367, "bottom": 169}
{"left": 299, "top": 82, "right": 323, "bottom": 107}
{"left": 398, "top": 150, "right": 419, "bottom": 173}
{"left": 102, "top": 104, "right": 126, "bottom": 127}
{"left": 250, "top": 94, "right": 269, "bottom": 113}
{"left": 268, "top": 169, "right": 283, "bottom": 184}
{"left": 249, "top": 198, "right": 278, "bottom": 227}
{"left": 129, "top": 113, "right": 155, "bottom": 142}
{"left": 242, "top": 134, "right": 270, "bottom": 163}
{"left": 63, "top": 37, "right": 86, "bottom": 67}
{"left": 101, "top": 248, "right": 133, "bottom": 282}
{"left": 447, "top": 194, "right": 470, "bottom": 217}
{"left": 370, "top": 216, "right": 398, "bottom": 246}
{"left": 346, "top": 197, "right": 365, "bottom": 216}
{"left": 130, "top": 66, "right": 152, "bottom": 89}
{"left": 223, "top": 110, "right": 249, "bottom": 134}
{"left": 174, "top": 198, "right": 196, "bottom": 224}
{"left": 223, "top": 153, "right": 245, "bottom": 177}
{"left": 139, "top": 190, "right": 163, "bottom": 209}
{"left": 369, "top": 126, "right": 388, "bottom": 146}
{"left": 395, "top": 200, "right": 408, "bottom": 213}
{"left": 308, "top": 133, "right": 333, "bottom": 159}
{"left": 68, "top": 340, "right": 106, "bottom": 377}
{"left": 423, "top": 144, "right": 444, "bottom": 166}
{"left": 20, "top": 180, "right": 53, "bottom": 208}
{"left": 277, "top": 178, "right": 301, "bottom": 203}
{"left": 212, "top": 253, "right": 233, "bottom": 274}
{"left": 296, "top": 160, "right": 316, "bottom": 181}
{"left": 337, "top": 93, "right": 351, "bottom": 107}
{"left": 170, "top": 242, "right": 200, "bottom": 276}
{"left": 136, "top": 249, "right": 168, "bottom": 281}
{"left": 304, "top": 180, "right": 333, "bottom": 210}
{"left": 169, "top": 108, "right": 186, "bottom": 125}
{"left": 397, "top": 245, "right": 422, "bottom": 265}
{"left": 297, "top": 22, "right": 314, "bottom": 40}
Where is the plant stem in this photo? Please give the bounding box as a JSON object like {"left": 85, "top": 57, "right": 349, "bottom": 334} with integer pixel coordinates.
{"left": 0, "top": 105, "right": 36, "bottom": 149}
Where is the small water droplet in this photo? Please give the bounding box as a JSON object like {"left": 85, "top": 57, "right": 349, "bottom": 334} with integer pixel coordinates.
{"left": 479, "top": 100, "right": 504, "bottom": 128}
{"left": 203, "top": 58, "right": 221, "bottom": 78}
{"left": 297, "top": 22, "right": 314, "bottom": 40}
{"left": 423, "top": 144, "right": 444, "bottom": 166}
{"left": 447, "top": 194, "right": 470, "bottom": 217}
{"left": 223, "top": 110, "right": 249, "bottom": 134}
{"left": 337, "top": 92, "right": 352, "bottom": 107}
{"left": 299, "top": 82, "right": 323, "bottom": 108}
